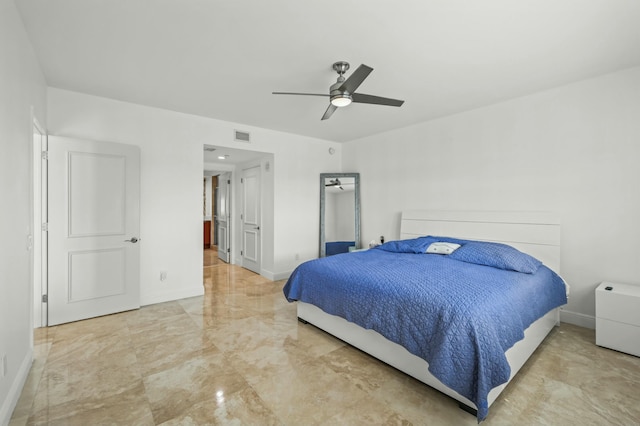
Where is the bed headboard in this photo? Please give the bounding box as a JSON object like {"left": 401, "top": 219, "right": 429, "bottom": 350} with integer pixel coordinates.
{"left": 400, "top": 210, "right": 561, "bottom": 273}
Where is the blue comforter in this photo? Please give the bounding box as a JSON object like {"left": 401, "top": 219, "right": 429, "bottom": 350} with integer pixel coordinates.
{"left": 283, "top": 237, "right": 567, "bottom": 421}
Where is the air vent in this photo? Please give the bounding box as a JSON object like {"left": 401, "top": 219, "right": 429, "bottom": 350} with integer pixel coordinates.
{"left": 234, "top": 130, "right": 251, "bottom": 143}
{"left": 203, "top": 145, "right": 217, "bottom": 152}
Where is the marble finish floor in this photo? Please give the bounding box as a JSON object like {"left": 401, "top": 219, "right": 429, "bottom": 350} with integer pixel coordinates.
{"left": 9, "top": 250, "right": 640, "bottom": 425}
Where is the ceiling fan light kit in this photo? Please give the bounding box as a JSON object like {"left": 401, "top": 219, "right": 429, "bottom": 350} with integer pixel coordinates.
{"left": 273, "top": 61, "right": 404, "bottom": 120}
{"left": 330, "top": 95, "right": 352, "bottom": 107}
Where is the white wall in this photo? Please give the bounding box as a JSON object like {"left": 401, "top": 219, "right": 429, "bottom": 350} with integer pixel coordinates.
{"left": 325, "top": 191, "right": 356, "bottom": 242}
{"left": 324, "top": 191, "right": 337, "bottom": 241}
{"left": 334, "top": 191, "right": 356, "bottom": 242}
{"left": 0, "top": 0, "right": 47, "bottom": 422}
{"left": 47, "top": 88, "right": 341, "bottom": 301}
{"left": 343, "top": 66, "right": 640, "bottom": 327}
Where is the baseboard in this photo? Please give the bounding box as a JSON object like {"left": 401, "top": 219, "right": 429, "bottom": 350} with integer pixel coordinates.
{"left": 560, "top": 309, "right": 596, "bottom": 329}
{"left": 141, "top": 286, "right": 204, "bottom": 306}
{"left": 261, "top": 269, "right": 292, "bottom": 281}
{"left": 0, "top": 348, "right": 33, "bottom": 426}
{"left": 260, "top": 269, "right": 275, "bottom": 281}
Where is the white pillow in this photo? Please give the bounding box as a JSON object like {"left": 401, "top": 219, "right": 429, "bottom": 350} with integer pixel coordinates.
{"left": 426, "top": 242, "right": 461, "bottom": 255}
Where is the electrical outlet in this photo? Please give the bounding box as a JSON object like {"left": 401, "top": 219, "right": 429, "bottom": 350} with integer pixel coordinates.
{"left": 160, "top": 271, "right": 167, "bottom": 282}
{"left": 1, "top": 354, "right": 6, "bottom": 378}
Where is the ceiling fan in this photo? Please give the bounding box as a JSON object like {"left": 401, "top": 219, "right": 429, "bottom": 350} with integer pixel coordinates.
{"left": 325, "top": 178, "right": 345, "bottom": 190}
{"left": 273, "top": 61, "right": 405, "bottom": 120}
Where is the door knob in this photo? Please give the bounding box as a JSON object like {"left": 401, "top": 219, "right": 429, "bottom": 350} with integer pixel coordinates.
{"left": 124, "top": 237, "right": 139, "bottom": 243}
{"left": 254, "top": 226, "right": 260, "bottom": 230}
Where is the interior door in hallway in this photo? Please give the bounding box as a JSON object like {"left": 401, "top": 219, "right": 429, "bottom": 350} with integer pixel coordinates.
{"left": 48, "top": 136, "right": 141, "bottom": 325}
{"left": 217, "top": 173, "right": 231, "bottom": 263}
{"left": 241, "top": 165, "right": 261, "bottom": 274}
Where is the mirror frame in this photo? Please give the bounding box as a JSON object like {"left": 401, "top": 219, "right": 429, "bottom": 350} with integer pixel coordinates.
{"left": 319, "top": 172, "right": 360, "bottom": 257}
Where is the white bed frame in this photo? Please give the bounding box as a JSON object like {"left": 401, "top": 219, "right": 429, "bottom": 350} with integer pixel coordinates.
{"left": 298, "top": 210, "right": 562, "bottom": 413}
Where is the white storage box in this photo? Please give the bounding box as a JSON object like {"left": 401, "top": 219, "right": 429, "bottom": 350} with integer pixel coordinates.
{"left": 595, "top": 282, "right": 640, "bottom": 357}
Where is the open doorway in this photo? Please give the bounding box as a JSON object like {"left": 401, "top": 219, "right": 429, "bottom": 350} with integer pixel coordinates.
{"left": 203, "top": 145, "right": 273, "bottom": 276}
{"left": 203, "top": 171, "right": 231, "bottom": 264}
{"left": 203, "top": 173, "right": 222, "bottom": 269}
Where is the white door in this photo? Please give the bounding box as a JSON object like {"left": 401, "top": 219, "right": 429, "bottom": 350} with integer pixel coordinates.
{"left": 48, "top": 136, "right": 140, "bottom": 325}
{"left": 32, "top": 120, "right": 48, "bottom": 327}
{"left": 241, "top": 166, "right": 261, "bottom": 274}
{"left": 217, "top": 173, "right": 230, "bottom": 263}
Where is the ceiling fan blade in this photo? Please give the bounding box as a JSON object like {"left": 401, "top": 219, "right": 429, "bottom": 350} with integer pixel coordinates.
{"left": 321, "top": 104, "right": 337, "bottom": 120}
{"left": 352, "top": 93, "right": 404, "bottom": 107}
{"left": 272, "top": 92, "right": 329, "bottom": 97}
{"left": 338, "top": 64, "right": 373, "bottom": 94}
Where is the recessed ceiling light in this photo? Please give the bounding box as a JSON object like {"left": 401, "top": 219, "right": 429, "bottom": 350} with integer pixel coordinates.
{"left": 218, "top": 154, "right": 230, "bottom": 160}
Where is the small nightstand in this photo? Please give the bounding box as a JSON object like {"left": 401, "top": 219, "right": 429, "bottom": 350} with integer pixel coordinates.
{"left": 595, "top": 282, "right": 640, "bottom": 357}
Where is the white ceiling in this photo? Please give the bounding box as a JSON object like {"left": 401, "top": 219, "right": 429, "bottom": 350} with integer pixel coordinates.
{"left": 16, "top": 0, "right": 640, "bottom": 142}
{"left": 203, "top": 145, "right": 266, "bottom": 165}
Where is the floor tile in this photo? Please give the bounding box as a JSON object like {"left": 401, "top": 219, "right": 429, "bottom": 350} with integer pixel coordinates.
{"left": 10, "top": 247, "right": 640, "bottom": 425}
{"left": 143, "top": 351, "right": 250, "bottom": 424}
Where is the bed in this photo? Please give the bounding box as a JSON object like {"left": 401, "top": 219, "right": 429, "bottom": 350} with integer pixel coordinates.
{"left": 283, "top": 210, "right": 568, "bottom": 421}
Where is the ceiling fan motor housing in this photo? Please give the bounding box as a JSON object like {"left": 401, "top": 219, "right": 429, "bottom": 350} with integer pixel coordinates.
{"left": 330, "top": 80, "right": 352, "bottom": 107}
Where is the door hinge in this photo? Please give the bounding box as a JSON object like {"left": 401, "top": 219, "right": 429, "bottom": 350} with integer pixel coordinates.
{"left": 240, "top": 250, "right": 243, "bottom": 256}
{"left": 240, "top": 178, "right": 244, "bottom": 184}
{"left": 227, "top": 179, "right": 231, "bottom": 185}
{"left": 42, "top": 294, "right": 48, "bottom": 303}
{"left": 227, "top": 248, "right": 230, "bottom": 253}
{"left": 240, "top": 213, "right": 243, "bottom": 220}
{"left": 41, "top": 222, "right": 48, "bottom": 232}
{"left": 41, "top": 151, "right": 48, "bottom": 160}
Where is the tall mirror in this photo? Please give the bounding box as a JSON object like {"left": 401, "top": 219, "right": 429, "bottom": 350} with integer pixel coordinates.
{"left": 320, "top": 173, "right": 360, "bottom": 257}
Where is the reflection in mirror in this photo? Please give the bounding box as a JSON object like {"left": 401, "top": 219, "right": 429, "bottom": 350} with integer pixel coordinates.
{"left": 320, "top": 173, "right": 360, "bottom": 257}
